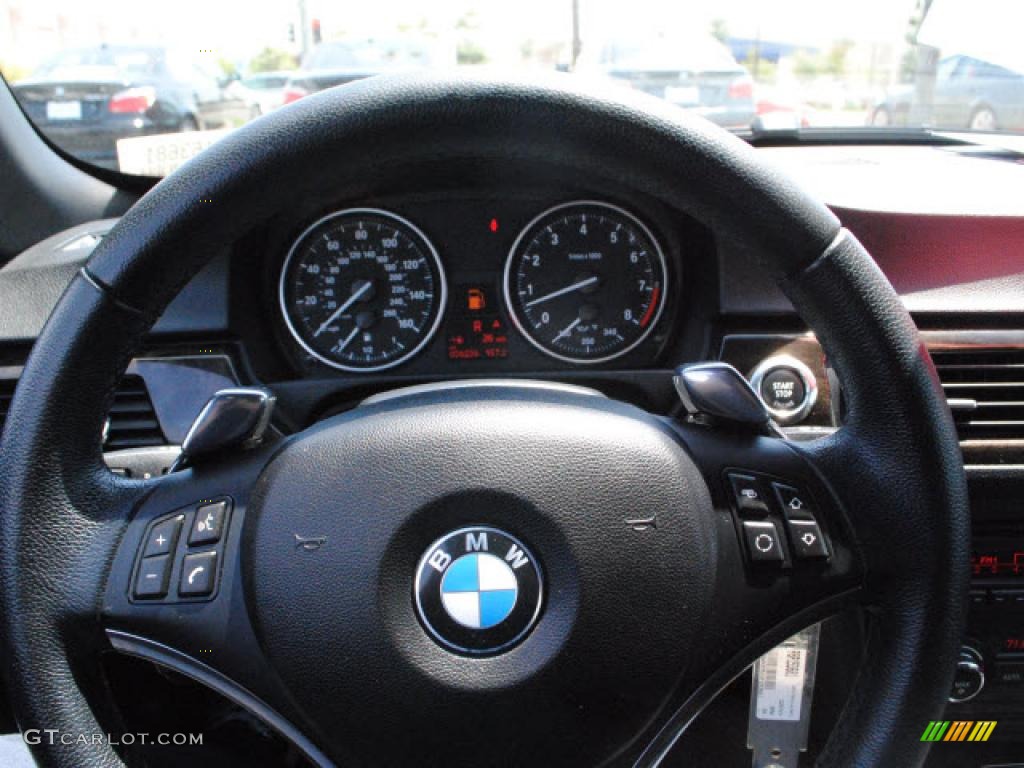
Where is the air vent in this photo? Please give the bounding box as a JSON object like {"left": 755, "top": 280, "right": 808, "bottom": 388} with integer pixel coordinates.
{"left": 932, "top": 348, "right": 1024, "bottom": 465}
{"left": 0, "top": 375, "right": 164, "bottom": 451}
{"left": 104, "top": 375, "right": 165, "bottom": 451}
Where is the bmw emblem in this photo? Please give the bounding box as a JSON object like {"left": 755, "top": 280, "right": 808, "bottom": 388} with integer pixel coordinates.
{"left": 414, "top": 527, "right": 543, "bottom": 655}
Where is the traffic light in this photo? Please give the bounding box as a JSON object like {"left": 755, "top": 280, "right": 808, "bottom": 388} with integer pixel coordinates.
{"left": 312, "top": 19, "right": 322, "bottom": 44}
{"left": 287, "top": 23, "right": 295, "bottom": 43}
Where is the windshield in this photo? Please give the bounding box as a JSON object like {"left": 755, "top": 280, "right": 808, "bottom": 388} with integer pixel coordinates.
{"left": 1, "top": 0, "right": 1020, "bottom": 177}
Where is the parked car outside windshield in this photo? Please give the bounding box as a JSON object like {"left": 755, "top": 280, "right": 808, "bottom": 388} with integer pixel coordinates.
{"left": 281, "top": 37, "right": 452, "bottom": 105}
{"left": 12, "top": 45, "right": 250, "bottom": 170}
{"left": 231, "top": 72, "right": 290, "bottom": 115}
{"left": 873, "top": 54, "right": 1024, "bottom": 131}
{"left": 1, "top": 0, "right": 1022, "bottom": 177}
{"left": 576, "top": 33, "right": 756, "bottom": 129}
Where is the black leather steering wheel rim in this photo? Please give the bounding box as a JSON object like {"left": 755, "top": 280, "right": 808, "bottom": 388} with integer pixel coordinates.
{"left": 0, "top": 73, "right": 969, "bottom": 767}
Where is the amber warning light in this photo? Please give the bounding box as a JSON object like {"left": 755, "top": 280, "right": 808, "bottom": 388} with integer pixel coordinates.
{"left": 467, "top": 288, "right": 487, "bottom": 312}
{"left": 448, "top": 285, "right": 508, "bottom": 361}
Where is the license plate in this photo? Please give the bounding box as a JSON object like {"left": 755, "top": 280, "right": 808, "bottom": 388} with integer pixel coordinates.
{"left": 664, "top": 86, "right": 699, "bottom": 105}
{"left": 46, "top": 100, "right": 82, "bottom": 120}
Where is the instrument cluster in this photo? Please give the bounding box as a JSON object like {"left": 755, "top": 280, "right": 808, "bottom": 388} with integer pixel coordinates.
{"left": 276, "top": 198, "right": 683, "bottom": 374}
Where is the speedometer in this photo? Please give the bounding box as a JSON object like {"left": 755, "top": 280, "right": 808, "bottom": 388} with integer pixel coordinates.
{"left": 279, "top": 208, "right": 446, "bottom": 372}
{"left": 503, "top": 201, "right": 668, "bottom": 364}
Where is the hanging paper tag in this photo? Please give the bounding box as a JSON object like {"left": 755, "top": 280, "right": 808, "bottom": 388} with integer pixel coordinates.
{"left": 747, "top": 624, "right": 821, "bottom": 767}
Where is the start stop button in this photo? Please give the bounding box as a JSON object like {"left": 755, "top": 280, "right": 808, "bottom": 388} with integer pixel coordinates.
{"left": 760, "top": 368, "right": 806, "bottom": 411}
{"left": 749, "top": 356, "right": 817, "bottom": 425}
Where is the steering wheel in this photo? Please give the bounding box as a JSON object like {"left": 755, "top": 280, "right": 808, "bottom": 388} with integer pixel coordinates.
{"left": 0, "top": 74, "right": 968, "bottom": 767}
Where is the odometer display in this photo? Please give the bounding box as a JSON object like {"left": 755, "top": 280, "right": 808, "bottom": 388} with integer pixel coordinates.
{"left": 280, "top": 209, "right": 446, "bottom": 371}
{"left": 504, "top": 201, "right": 668, "bottom": 364}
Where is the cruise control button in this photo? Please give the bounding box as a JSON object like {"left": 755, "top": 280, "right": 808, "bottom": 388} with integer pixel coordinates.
{"left": 772, "top": 483, "right": 814, "bottom": 520}
{"left": 142, "top": 514, "right": 184, "bottom": 558}
{"left": 179, "top": 551, "right": 218, "bottom": 596}
{"left": 787, "top": 519, "right": 829, "bottom": 559}
{"left": 742, "top": 520, "right": 784, "bottom": 563}
{"left": 134, "top": 555, "right": 172, "bottom": 598}
{"left": 189, "top": 500, "right": 228, "bottom": 545}
{"left": 728, "top": 473, "right": 770, "bottom": 515}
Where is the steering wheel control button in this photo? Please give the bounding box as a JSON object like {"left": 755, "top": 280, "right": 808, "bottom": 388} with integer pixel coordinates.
{"left": 727, "top": 472, "right": 771, "bottom": 516}
{"left": 179, "top": 551, "right": 218, "bottom": 597}
{"left": 134, "top": 555, "right": 172, "bottom": 598}
{"left": 787, "top": 520, "right": 829, "bottom": 560}
{"left": 772, "top": 483, "right": 815, "bottom": 521}
{"left": 189, "top": 500, "right": 228, "bottom": 545}
{"left": 414, "top": 527, "right": 543, "bottom": 655}
{"left": 742, "top": 520, "right": 784, "bottom": 563}
{"left": 142, "top": 514, "right": 184, "bottom": 558}
{"left": 749, "top": 355, "right": 818, "bottom": 425}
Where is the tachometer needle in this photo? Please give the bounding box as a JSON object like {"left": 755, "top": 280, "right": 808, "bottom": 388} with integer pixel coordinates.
{"left": 525, "top": 276, "right": 598, "bottom": 308}
{"left": 314, "top": 281, "right": 372, "bottom": 337}
{"left": 334, "top": 326, "right": 361, "bottom": 354}
{"left": 552, "top": 317, "right": 581, "bottom": 343}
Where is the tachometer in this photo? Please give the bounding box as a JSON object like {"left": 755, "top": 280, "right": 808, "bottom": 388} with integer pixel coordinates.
{"left": 503, "top": 201, "right": 668, "bottom": 364}
{"left": 280, "top": 208, "right": 446, "bottom": 372}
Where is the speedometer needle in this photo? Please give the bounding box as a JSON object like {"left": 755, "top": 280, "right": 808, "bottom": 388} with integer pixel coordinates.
{"left": 334, "top": 326, "right": 361, "bottom": 354}
{"left": 525, "top": 276, "right": 598, "bottom": 308}
{"left": 314, "top": 281, "right": 373, "bottom": 337}
{"left": 552, "top": 317, "right": 581, "bottom": 344}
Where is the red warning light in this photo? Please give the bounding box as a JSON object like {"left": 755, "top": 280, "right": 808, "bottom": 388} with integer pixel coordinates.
{"left": 489, "top": 218, "right": 499, "bottom": 233}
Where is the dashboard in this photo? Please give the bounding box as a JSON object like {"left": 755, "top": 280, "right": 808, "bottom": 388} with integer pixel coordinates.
{"left": 4, "top": 144, "right": 1023, "bottom": 438}
{"left": 2, "top": 140, "right": 1024, "bottom": 767}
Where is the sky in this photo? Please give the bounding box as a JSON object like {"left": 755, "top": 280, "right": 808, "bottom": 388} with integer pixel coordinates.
{"left": 918, "top": 0, "right": 1024, "bottom": 72}
{"left": 5, "top": 0, "right": 922, "bottom": 67}
{"left": 582, "top": 0, "right": 917, "bottom": 46}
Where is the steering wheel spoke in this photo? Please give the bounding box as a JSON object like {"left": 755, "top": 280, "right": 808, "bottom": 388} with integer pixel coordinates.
{"left": 633, "top": 419, "right": 867, "bottom": 764}
{"left": 98, "top": 445, "right": 328, "bottom": 762}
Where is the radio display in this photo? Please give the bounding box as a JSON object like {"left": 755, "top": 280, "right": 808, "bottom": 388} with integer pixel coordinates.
{"left": 971, "top": 538, "right": 1024, "bottom": 578}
